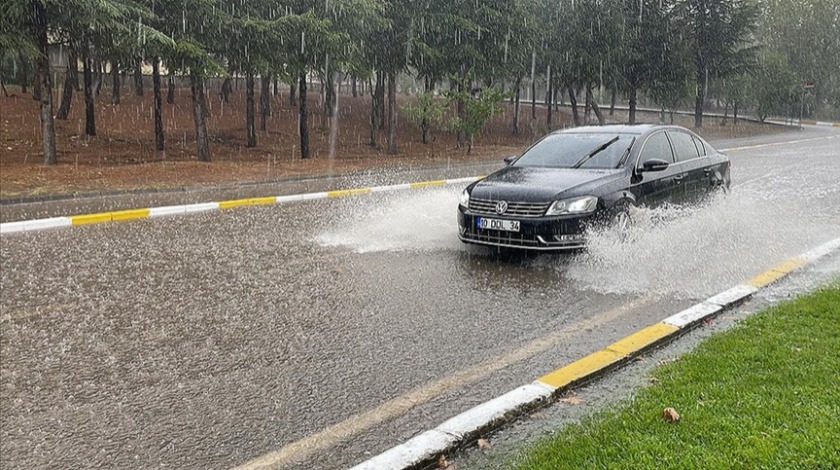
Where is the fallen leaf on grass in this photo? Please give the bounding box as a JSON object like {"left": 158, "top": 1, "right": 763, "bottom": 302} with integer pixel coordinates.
{"left": 477, "top": 438, "right": 491, "bottom": 450}
{"left": 662, "top": 407, "right": 681, "bottom": 422}
{"left": 437, "top": 455, "right": 450, "bottom": 468}
{"left": 528, "top": 411, "right": 544, "bottom": 419}
{"left": 560, "top": 396, "right": 583, "bottom": 405}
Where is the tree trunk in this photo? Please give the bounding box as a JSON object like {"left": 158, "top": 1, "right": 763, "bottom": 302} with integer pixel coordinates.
{"left": 546, "top": 80, "right": 553, "bottom": 128}
{"left": 299, "top": 72, "right": 309, "bottom": 159}
{"left": 421, "top": 77, "right": 431, "bottom": 144}
{"left": 32, "top": 0, "right": 56, "bottom": 164}
{"left": 32, "top": 57, "right": 41, "bottom": 101}
{"left": 609, "top": 87, "right": 616, "bottom": 116}
{"left": 583, "top": 86, "right": 591, "bottom": 124}
{"left": 82, "top": 45, "right": 96, "bottom": 136}
{"left": 18, "top": 52, "right": 30, "bottom": 94}
{"left": 530, "top": 77, "right": 536, "bottom": 120}
{"left": 289, "top": 80, "right": 297, "bottom": 106}
{"left": 221, "top": 77, "right": 232, "bottom": 103}
{"left": 190, "top": 74, "right": 210, "bottom": 162}
{"left": 733, "top": 101, "right": 739, "bottom": 125}
{"left": 134, "top": 60, "right": 144, "bottom": 97}
{"left": 352, "top": 76, "right": 358, "bottom": 98}
{"left": 246, "top": 71, "right": 256, "bottom": 147}
{"left": 387, "top": 71, "right": 397, "bottom": 155}
{"left": 111, "top": 60, "right": 121, "bottom": 105}
{"left": 322, "top": 69, "right": 335, "bottom": 132}
{"left": 628, "top": 88, "right": 637, "bottom": 125}
{"left": 720, "top": 101, "right": 729, "bottom": 126}
{"left": 56, "top": 47, "right": 77, "bottom": 120}
{"left": 568, "top": 86, "right": 580, "bottom": 126}
{"left": 694, "top": 63, "right": 705, "bottom": 128}
{"left": 587, "top": 86, "right": 605, "bottom": 126}
{"left": 369, "top": 78, "right": 378, "bottom": 147}
{"left": 167, "top": 71, "right": 175, "bottom": 104}
{"left": 456, "top": 66, "right": 467, "bottom": 148}
{"left": 260, "top": 74, "right": 271, "bottom": 132}
{"left": 153, "top": 58, "right": 164, "bottom": 151}
{"left": 513, "top": 76, "right": 521, "bottom": 134}
{"left": 94, "top": 62, "right": 103, "bottom": 96}
{"left": 376, "top": 72, "right": 385, "bottom": 130}
{"left": 273, "top": 77, "right": 279, "bottom": 97}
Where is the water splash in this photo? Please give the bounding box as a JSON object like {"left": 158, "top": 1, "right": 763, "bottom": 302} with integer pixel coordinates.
{"left": 315, "top": 188, "right": 462, "bottom": 253}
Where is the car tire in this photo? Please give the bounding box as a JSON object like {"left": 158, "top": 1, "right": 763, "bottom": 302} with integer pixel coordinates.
{"left": 613, "top": 202, "right": 635, "bottom": 241}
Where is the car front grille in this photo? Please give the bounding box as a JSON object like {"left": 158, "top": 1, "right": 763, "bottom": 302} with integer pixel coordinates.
{"left": 468, "top": 198, "right": 550, "bottom": 218}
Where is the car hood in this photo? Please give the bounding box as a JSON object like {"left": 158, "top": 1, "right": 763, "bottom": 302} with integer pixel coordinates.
{"left": 468, "top": 166, "right": 625, "bottom": 202}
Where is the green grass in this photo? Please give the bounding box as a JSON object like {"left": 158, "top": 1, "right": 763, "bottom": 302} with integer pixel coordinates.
{"left": 517, "top": 284, "right": 840, "bottom": 470}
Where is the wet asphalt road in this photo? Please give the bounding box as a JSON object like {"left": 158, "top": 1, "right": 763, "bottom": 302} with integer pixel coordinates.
{"left": 1, "top": 125, "right": 839, "bottom": 469}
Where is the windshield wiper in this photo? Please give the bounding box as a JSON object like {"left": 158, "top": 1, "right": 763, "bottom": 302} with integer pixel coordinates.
{"left": 615, "top": 137, "right": 636, "bottom": 168}
{"left": 572, "top": 136, "right": 620, "bottom": 169}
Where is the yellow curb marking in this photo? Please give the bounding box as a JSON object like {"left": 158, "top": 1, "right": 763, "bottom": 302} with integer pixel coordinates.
{"left": 110, "top": 209, "right": 151, "bottom": 221}
{"left": 537, "top": 350, "right": 625, "bottom": 389}
{"left": 605, "top": 322, "right": 679, "bottom": 356}
{"left": 747, "top": 257, "right": 807, "bottom": 287}
{"left": 249, "top": 197, "right": 278, "bottom": 205}
{"left": 327, "top": 187, "right": 373, "bottom": 198}
{"left": 71, "top": 212, "right": 113, "bottom": 225}
{"left": 410, "top": 180, "right": 447, "bottom": 189}
{"left": 218, "top": 199, "right": 253, "bottom": 209}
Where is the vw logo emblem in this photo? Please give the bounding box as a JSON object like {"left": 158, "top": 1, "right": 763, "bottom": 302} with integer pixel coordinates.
{"left": 495, "top": 200, "right": 508, "bottom": 214}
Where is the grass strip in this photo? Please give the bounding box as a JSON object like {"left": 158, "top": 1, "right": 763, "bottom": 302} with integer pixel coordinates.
{"left": 518, "top": 283, "right": 840, "bottom": 469}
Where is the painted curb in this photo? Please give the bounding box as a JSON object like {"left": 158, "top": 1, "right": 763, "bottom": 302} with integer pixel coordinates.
{"left": 0, "top": 177, "right": 480, "bottom": 235}
{"left": 348, "top": 237, "right": 840, "bottom": 470}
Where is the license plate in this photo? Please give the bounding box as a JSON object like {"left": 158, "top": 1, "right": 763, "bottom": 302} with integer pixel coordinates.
{"left": 477, "top": 217, "right": 520, "bottom": 232}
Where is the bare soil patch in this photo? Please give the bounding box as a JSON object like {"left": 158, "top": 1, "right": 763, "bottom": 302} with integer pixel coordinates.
{"left": 0, "top": 85, "right": 788, "bottom": 199}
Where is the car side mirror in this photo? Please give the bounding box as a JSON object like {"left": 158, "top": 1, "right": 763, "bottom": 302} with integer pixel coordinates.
{"left": 504, "top": 155, "right": 517, "bottom": 165}
{"left": 640, "top": 158, "right": 669, "bottom": 172}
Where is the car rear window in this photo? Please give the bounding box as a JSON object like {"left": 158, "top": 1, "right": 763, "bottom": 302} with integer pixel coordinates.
{"left": 692, "top": 136, "right": 707, "bottom": 156}
{"left": 514, "top": 133, "right": 634, "bottom": 169}
{"left": 668, "top": 131, "right": 700, "bottom": 162}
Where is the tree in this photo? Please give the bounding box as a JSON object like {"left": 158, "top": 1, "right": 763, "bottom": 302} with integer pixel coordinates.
{"left": 31, "top": 0, "right": 57, "bottom": 164}
{"left": 675, "top": 0, "right": 758, "bottom": 128}
{"left": 756, "top": 0, "right": 840, "bottom": 119}
{"left": 751, "top": 52, "right": 798, "bottom": 122}
{"left": 445, "top": 71, "right": 508, "bottom": 154}
{"left": 162, "top": 0, "right": 225, "bottom": 162}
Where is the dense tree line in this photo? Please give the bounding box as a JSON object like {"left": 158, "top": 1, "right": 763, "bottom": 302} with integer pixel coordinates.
{"left": 1, "top": 0, "right": 837, "bottom": 165}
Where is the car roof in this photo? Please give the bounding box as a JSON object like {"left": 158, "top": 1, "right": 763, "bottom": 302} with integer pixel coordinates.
{"left": 554, "top": 124, "right": 668, "bottom": 136}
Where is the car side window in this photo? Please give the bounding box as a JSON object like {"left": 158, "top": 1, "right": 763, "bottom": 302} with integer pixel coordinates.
{"left": 668, "top": 131, "right": 700, "bottom": 162}
{"left": 638, "top": 132, "right": 674, "bottom": 168}
{"left": 692, "top": 136, "right": 707, "bottom": 156}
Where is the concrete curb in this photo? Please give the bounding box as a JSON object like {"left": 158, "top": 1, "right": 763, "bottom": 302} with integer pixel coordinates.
{"left": 800, "top": 119, "right": 840, "bottom": 128}
{"left": 0, "top": 177, "right": 480, "bottom": 235}
{"left": 348, "top": 237, "right": 840, "bottom": 470}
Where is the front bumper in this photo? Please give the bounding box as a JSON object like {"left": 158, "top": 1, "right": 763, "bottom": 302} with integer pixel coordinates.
{"left": 457, "top": 205, "right": 596, "bottom": 251}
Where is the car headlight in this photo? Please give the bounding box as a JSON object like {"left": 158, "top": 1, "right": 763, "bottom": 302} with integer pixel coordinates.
{"left": 546, "top": 196, "right": 598, "bottom": 216}
{"left": 459, "top": 189, "right": 470, "bottom": 207}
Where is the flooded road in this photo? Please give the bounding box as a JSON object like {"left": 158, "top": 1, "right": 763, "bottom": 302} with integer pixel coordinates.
{"left": 1, "top": 125, "right": 838, "bottom": 469}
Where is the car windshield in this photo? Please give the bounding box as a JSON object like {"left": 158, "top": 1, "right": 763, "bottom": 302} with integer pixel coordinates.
{"left": 513, "top": 133, "right": 634, "bottom": 169}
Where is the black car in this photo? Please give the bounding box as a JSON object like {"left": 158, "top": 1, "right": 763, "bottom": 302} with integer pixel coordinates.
{"left": 457, "top": 125, "right": 730, "bottom": 250}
